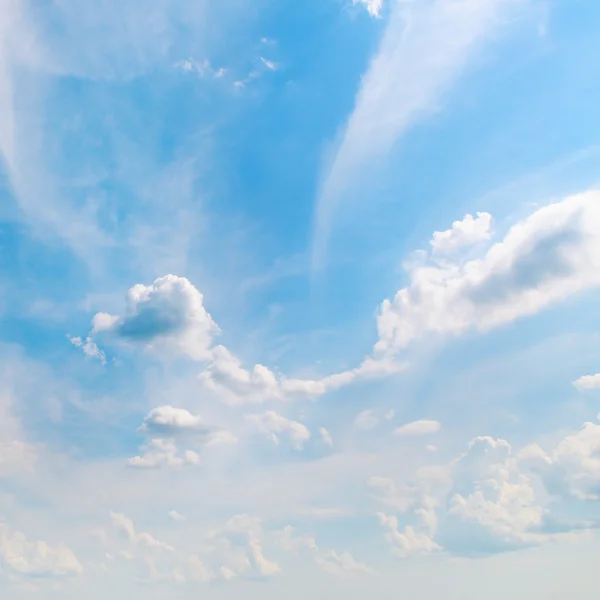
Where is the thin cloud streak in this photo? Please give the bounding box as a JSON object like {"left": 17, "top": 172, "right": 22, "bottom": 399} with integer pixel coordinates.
{"left": 311, "top": 0, "right": 529, "bottom": 271}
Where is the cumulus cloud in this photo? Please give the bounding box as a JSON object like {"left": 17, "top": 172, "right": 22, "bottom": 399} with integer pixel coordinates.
{"left": 128, "top": 438, "right": 201, "bottom": 469}
{"left": 129, "top": 406, "right": 236, "bottom": 469}
{"left": 376, "top": 191, "right": 600, "bottom": 355}
{"left": 247, "top": 411, "right": 310, "bottom": 450}
{"left": 168, "top": 510, "right": 186, "bottom": 522}
{"left": 430, "top": 212, "right": 493, "bottom": 254}
{"left": 139, "top": 406, "right": 209, "bottom": 436}
{"left": 0, "top": 524, "right": 83, "bottom": 578}
{"left": 394, "top": 420, "right": 441, "bottom": 437}
{"left": 93, "top": 275, "right": 219, "bottom": 360}
{"left": 519, "top": 415, "right": 600, "bottom": 501}
{"left": 573, "top": 373, "right": 600, "bottom": 391}
{"left": 377, "top": 513, "right": 441, "bottom": 558}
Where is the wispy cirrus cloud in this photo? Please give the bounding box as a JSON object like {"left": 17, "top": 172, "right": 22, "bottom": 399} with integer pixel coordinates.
{"left": 312, "top": 0, "right": 531, "bottom": 269}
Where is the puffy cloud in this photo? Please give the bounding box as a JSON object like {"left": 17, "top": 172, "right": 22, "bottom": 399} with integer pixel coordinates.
{"left": 168, "top": 510, "right": 186, "bottom": 522}
{"left": 430, "top": 212, "right": 493, "bottom": 254}
{"left": 0, "top": 524, "right": 82, "bottom": 578}
{"left": 394, "top": 420, "right": 441, "bottom": 437}
{"left": 376, "top": 191, "right": 600, "bottom": 355}
{"left": 573, "top": 373, "right": 600, "bottom": 391}
{"left": 128, "top": 438, "right": 201, "bottom": 469}
{"left": 519, "top": 416, "right": 600, "bottom": 501}
{"left": 355, "top": 410, "right": 379, "bottom": 430}
{"left": 68, "top": 335, "right": 107, "bottom": 365}
{"left": 377, "top": 513, "right": 441, "bottom": 558}
{"left": 139, "top": 406, "right": 208, "bottom": 436}
{"left": 93, "top": 275, "right": 219, "bottom": 360}
{"left": 248, "top": 411, "right": 310, "bottom": 450}
{"left": 129, "top": 406, "right": 236, "bottom": 469}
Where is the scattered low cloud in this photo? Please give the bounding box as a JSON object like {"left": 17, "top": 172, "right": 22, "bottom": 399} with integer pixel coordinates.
{"left": 0, "top": 523, "right": 83, "bottom": 579}
{"left": 248, "top": 411, "right": 311, "bottom": 450}
{"left": 573, "top": 373, "right": 600, "bottom": 391}
{"left": 68, "top": 335, "right": 106, "bottom": 365}
{"left": 394, "top": 420, "right": 442, "bottom": 437}
{"left": 430, "top": 212, "right": 493, "bottom": 254}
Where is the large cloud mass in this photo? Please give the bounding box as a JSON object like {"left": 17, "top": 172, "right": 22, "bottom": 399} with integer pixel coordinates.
{"left": 376, "top": 191, "right": 600, "bottom": 354}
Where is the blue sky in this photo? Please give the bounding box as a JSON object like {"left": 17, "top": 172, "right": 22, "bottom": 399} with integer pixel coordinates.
{"left": 1, "top": 0, "right": 600, "bottom": 597}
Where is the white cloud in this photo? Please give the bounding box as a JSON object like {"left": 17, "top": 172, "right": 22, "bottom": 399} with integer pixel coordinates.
{"left": 93, "top": 275, "right": 219, "bottom": 361}
{"left": 376, "top": 191, "right": 600, "bottom": 355}
{"left": 248, "top": 411, "right": 311, "bottom": 450}
{"left": 109, "top": 511, "right": 174, "bottom": 552}
{"left": 259, "top": 56, "right": 278, "bottom": 71}
{"left": 129, "top": 406, "right": 235, "bottom": 468}
{"left": 0, "top": 523, "right": 82, "bottom": 578}
{"left": 354, "top": 0, "right": 384, "bottom": 18}
{"left": 394, "top": 420, "right": 441, "bottom": 437}
{"left": 199, "top": 345, "right": 403, "bottom": 405}
{"left": 377, "top": 513, "right": 441, "bottom": 558}
{"left": 355, "top": 409, "right": 379, "bottom": 430}
{"left": 319, "top": 427, "right": 334, "bottom": 447}
{"left": 519, "top": 416, "right": 600, "bottom": 501}
{"left": 139, "top": 406, "right": 207, "bottom": 436}
{"left": 313, "top": 0, "right": 529, "bottom": 268}
{"left": 573, "top": 373, "right": 600, "bottom": 391}
{"left": 68, "top": 335, "right": 106, "bottom": 365}
{"left": 431, "top": 212, "right": 493, "bottom": 254}
{"left": 128, "top": 438, "right": 201, "bottom": 469}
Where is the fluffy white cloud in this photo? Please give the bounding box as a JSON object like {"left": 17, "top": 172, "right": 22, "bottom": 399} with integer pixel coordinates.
{"left": 376, "top": 191, "right": 600, "bottom": 354}
{"left": 0, "top": 524, "right": 82, "bottom": 578}
{"left": 128, "top": 438, "right": 201, "bottom": 469}
{"left": 353, "top": 0, "right": 384, "bottom": 18}
{"left": 129, "top": 406, "right": 236, "bottom": 469}
{"left": 519, "top": 415, "right": 600, "bottom": 501}
{"left": 394, "top": 420, "right": 441, "bottom": 437}
{"left": 430, "top": 212, "right": 493, "bottom": 254}
{"left": 93, "top": 275, "right": 219, "bottom": 360}
{"left": 573, "top": 373, "right": 600, "bottom": 391}
{"left": 248, "top": 411, "right": 310, "bottom": 450}
{"left": 139, "top": 406, "right": 208, "bottom": 436}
